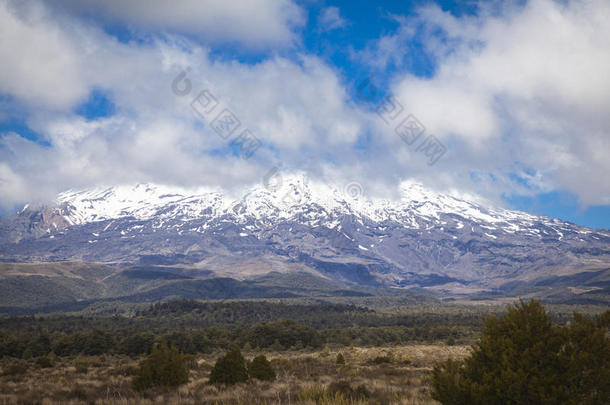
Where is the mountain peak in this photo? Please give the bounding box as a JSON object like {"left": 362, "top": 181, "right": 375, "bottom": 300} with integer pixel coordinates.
{"left": 42, "top": 178, "right": 602, "bottom": 245}
{"left": 1, "top": 177, "right": 609, "bottom": 296}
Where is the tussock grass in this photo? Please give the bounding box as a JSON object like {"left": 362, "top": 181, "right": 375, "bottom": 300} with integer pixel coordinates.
{"left": 0, "top": 345, "right": 468, "bottom": 404}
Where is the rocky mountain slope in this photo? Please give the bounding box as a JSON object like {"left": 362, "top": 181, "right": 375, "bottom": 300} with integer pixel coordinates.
{"left": 1, "top": 175, "right": 609, "bottom": 310}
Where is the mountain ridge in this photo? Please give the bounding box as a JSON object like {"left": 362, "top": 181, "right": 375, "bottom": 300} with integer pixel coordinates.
{"left": 1, "top": 176, "right": 609, "bottom": 310}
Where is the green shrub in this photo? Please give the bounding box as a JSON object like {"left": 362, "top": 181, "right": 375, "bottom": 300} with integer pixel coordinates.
{"left": 244, "top": 320, "right": 322, "bottom": 350}
{"left": 182, "top": 353, "right": 197, "bottom": 369}
{"left": 431, "top": 359, "right": 463, "bottom": 403}
{"left": 119, "top": 332, "right": 155, "bottom": 356}
{"left": 248, "top": 355, "right": 275, "bottom": 381}
{"left": 269, "top": 339, "right": 283, "bottom": 352}
{"left": 431, "top": 300, "right": 610, "bottom": 405}
{"left": 132, "top": 342, "right": 189, "bottom": 390}
{"left": 335, "top": 353, "right": 345, "bottom": 365}
{"left": 370, "top": 352, "right": 393, "bottom": 364}
{"left": 51, "top": 330, "right": 115, "bottom": 356}
{"left": 209, "top": 346, "right": 248, "bottom": 385}
{"left": 21, "top": 348, "right": 32, "bottom": 360}
{"left": 35, "top": 356, "right": 53, "bottom": 368}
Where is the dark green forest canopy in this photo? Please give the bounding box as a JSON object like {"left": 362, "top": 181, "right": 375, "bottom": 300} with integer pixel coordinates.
{"left": 0, "top": 300, "right": 606, "bottom": 359}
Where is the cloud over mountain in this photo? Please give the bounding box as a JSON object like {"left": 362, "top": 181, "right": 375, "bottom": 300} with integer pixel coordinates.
{"left": 0, "top": 0, "right": 608, "bottom": 227}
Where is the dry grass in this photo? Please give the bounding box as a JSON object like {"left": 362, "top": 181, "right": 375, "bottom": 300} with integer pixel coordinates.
{"left": 0, "top": 345, "right": 469, "bottom": 404}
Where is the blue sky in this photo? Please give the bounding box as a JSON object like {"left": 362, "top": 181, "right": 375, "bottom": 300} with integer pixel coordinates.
{"left": 0, "top": 0, "right": 609, "bottom": 228}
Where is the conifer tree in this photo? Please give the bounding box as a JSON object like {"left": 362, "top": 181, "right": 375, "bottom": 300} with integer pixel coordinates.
{"left": 133, "top": 342, "right": 189, "bottom": 390}
{"left": 209, "top": 346, "right": 248, "bottom": 385}
{"left": 431, "top": 300, "right": 610, "bottom": 405}
{"left": 248, "top": 355, "right": 275, "bottom": 380}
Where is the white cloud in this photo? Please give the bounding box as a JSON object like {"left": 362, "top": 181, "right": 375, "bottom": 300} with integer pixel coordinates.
{"left": 384, "top": 0, "right": 610, "bottom": 205}
{"left": 198, "top": 55, "right": 362, "bottom": 150}
{"left": 317, "top": 6, "right": 347, "bottom": 31}
{"left": 1, "top": 0, "right": 609, "bottom": 214}
{"left": 0, "top": 1, "right": 87, "bottom": 109}
{"left": 350, "top": 15, "right": 415, "bottom": 70}
{"left": 48, "top": 0, "right": 305, "bottom": 49}
{"left": 0, "top": 0, "right": 365, "bottom": 209}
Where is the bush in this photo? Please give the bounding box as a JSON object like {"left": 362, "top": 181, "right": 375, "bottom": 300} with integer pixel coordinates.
{"left": 52, "top": 330, "right": 115, "bottom": 357}
{"left": 245, "top": 320, "right": 322, "bottom": 350}
{"left": 269, "top": 339, "right": 283, "bottom": 352}
{"left": 132, "top": 342, "right": 189, "bottom": 390}
{"left": 209, "top": 346, "right": 248, "bottom": 385}
{"left": 119, "top": 332, "right": 155, "bottom": 356}
{"left": 370, "top": 351, "right": 393, "bottom": 364}
{"left": 35, "top": 356, "right": 53, "bottom": 368}
{"left": 335, "top": 353, "right": 345, "bottom": 365}
{"left": 431, "top": 300, "right": 610, "bottom": 405}
{"left": 248, "top": 355, "right": 275, "bottom": 381}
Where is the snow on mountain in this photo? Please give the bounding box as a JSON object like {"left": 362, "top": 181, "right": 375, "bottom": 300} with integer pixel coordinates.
{"left": 57, "top": 183, "right": 227, "bottom": 225}
{"left": 52, "top": 175, "right": 582, "bottom": 241}
{"left": 1, "top": 174, "right": 609, "bottom": 296}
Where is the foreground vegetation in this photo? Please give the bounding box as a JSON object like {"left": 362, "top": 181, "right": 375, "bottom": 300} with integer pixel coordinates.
{"left": 432, "top": 300, "right": 610, "bottom": 404}
{"left": 0, "top": 343, "right": 467, "bottom": 404}
{"left": 0, "top": 300, "right": 608, "bottom": 403}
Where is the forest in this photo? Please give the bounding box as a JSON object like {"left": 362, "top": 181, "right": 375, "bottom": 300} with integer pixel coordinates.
{"left": 0, "top": 300, "right": 608, "bottom": 403}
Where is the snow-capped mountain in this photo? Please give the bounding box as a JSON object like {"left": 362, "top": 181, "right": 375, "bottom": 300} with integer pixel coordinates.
{"left": 1, "top": 175, "right": 609, "bottom": 300}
